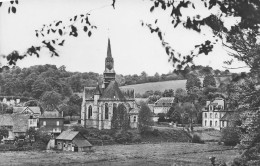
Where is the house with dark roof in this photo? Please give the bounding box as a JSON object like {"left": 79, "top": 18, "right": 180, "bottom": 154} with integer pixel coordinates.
{"left": 202, "top": 97, "right": 233, "bottom": 130}
{"left": 81, "top": 39, "right": 137, "bottom": 130}
{"left": 0, "top": 114, "right": 34, "bottom": 139}
{"left": 39, "top": 109, "right": 64, "bottom": 136}
{"left": 56, "top": 130, "right": 92, "bottom": 152}
{"left": 153, "top": 97, "right": 175, "bottom": 115}
{"left": 13, "top": 106, "right": 41, "bottom": 117}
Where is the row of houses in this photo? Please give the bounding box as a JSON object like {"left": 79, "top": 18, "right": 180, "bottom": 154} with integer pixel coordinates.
{"left": 0, "top": 106, "right": 64, "bottom": 140}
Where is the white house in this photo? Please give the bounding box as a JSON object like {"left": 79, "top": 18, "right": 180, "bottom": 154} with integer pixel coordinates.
{"left": 202, "top": 97, "right": 232, "bottom": 130}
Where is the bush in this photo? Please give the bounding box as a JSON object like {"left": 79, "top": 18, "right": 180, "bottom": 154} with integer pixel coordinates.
{"left": 192, "top": 134, "right": 204, "bottom": 144}
{"left": 152, "top": 129, "right": 160, "bottom": 136}
{"left": 114, "top": 131, "right": 132, "bottom": 144}
{"left": 221, "top": 127, "right": 240, "bottom": 146}
{"left": 100, "top": 134, "right": 113, "bottom": 141}
{"left": 64, "top": 119, "right": 70, "bottom": 124}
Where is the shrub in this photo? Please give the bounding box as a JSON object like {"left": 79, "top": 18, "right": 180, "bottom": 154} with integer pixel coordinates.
{"left": 114, "top": 131, "right": 132, "bottom": 144}
{"left": 152, "top": 129, "right": 160, "bottom": 136}
{"left": 100, "top": 134, "right": 113, "bottom": 141}
{"left": 192, "top": 134, "right": 204, "bottom": 144}
{"left": 221, "top": 127, "right": 240, "bottom": 146}
{"left": 64, "top": 119, "right": 70, "bottom": 124}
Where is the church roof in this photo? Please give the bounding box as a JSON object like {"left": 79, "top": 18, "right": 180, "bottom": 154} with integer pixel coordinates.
{"left": 100, "top": 81, "right": 126, "bottom": 101}
{"left": 94, "top": 85, "right": 101, "bottom": 95}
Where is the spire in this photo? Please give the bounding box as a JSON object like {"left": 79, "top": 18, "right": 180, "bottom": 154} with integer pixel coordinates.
{"left": 107, "top": 38, "right": 112, "bottom": 58}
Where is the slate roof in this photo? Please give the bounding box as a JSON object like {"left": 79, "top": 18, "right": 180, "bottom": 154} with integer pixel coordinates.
{"left": 12, "top": 114, "right": 30, "bottom": 133}
{"left": 23, "top": 107, "right": 41, "bottom": 114}
{"left": 73, "top": 139, "right": 92, "bottom": 147}
{"left": 154, "top": 97, "right": 175, "bottom": 107}
{"left": 56, "top": 130, "right": 79, "bottom": 140}
{"left": 40, "top": 109, "right": 63, "bottom": 118}
{"left": 13, "top": 107, "right": 24, "bottom": 114}
{"left": 220, "top": 112, "right": 239, "bottom": 121}
{"left": 129, "top": 108, "right": 140, "bottom": 114}
{"left": 0, "top": 114, "right": 29, "bottom": 133}
{"left": 99, "top": 81, "right": 126, "bottom": 101}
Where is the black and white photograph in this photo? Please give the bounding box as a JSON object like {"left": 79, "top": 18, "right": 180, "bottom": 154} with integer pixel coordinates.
{"left": 0, "top": 0, "right": 259, "bottom": 165}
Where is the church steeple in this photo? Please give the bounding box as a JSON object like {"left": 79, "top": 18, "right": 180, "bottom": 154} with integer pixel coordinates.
{"left": 103, "top": 38, "right": 116, "bottom": 89}
{"left": 107, "top": 38, "right": 112, "bottom": 58}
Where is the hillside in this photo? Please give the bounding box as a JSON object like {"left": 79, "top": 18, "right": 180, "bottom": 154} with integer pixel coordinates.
{"left": 121, "top": 77, "right": 231, "bottom": 94}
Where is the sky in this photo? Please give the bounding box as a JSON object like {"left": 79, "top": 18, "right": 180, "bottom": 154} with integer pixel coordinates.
{"left": 0, "top": 0, "right": 250, "bottom": 75}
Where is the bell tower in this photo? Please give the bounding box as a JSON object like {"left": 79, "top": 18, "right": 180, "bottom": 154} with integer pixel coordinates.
{"left": 103, "top": 38, "right": 116, "bottom": 88}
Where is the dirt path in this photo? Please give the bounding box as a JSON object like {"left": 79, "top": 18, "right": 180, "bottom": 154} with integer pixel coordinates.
{"left": 0, "top": 142, "right": 239, "bottom": 166}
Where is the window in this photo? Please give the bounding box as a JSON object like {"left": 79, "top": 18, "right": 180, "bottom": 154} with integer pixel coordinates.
{"left": 205, "top": 120, "right": 207, "bottom": 126}
{"left": 215, "top": 113, "right": 218, "bottom": 118}
{"left": 57, "top": 121, "right": 59, "bottom": 126}
{"left": 88, "top": 106, "right": 92, "bottom": 119}
{"left": 215, "top": 121, "right": 217, "bottom": 127}
{"left": 43, "top": 121, "right": 46, "bottom": 126}
{"left": 133, "top": 116, "right": 136, "bottom": 122}
{"left": 210, "top": 120, "right": 212, "bottom": 127}
{"left": 30, "top": 120, "right": 32, "bottom": 125}
{"left": 204, "top": 113, "right": 207, "bottom": 118}
{"left": 210, "top": 113, "right": 212, "bottom": 118}
{"left": 105, "top": 103, "right": 109, "bottom": 120}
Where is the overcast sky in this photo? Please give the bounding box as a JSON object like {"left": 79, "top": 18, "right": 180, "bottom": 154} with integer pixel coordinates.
{"left": 0, "top": 0, "right": 249, "bottom": 75}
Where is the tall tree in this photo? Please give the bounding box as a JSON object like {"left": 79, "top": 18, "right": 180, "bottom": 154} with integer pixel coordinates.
{"left": 40, "top": 90, "right": 62, "bottom": 111}
{"left": 186, "top": 74, "right": 201, "bottom": 93}
{"left": 138, "top": 102, "right": 153, "bottom": 133}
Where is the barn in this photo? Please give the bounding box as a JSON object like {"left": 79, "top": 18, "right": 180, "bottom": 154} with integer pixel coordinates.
{"left": 56, "top": 130, "right": 92, "bottom": 152}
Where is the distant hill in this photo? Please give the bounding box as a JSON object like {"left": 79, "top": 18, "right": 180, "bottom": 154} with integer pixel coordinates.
{"left": 121, "top": 77, "right": 231, "bottom": 94}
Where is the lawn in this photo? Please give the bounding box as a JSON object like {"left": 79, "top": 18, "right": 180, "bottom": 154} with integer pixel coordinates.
{"left": 0, "top": 142, "right": 239, "bottom": 166}
{"left": 121, "top": 77, "right": 230, "bottom": 94}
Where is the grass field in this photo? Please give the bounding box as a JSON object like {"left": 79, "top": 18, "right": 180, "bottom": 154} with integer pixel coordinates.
{"left": 0, "top": 142, "right": 238, "bottom": 166}
{"left": 121, "top": 77, "right": 230, "bottom": 94}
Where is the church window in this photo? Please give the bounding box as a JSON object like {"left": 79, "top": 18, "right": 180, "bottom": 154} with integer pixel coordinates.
{"left": 105, "top": 103, "right": 109, "bottom": 119}
{"left": 88, "top": 106, "right": 92, "bottom": 119}
{"left": 210, "top": 113, "right": 212, "bottom": 118}
{"left": 133, "top": 116, "right": 136, "bottom": 122}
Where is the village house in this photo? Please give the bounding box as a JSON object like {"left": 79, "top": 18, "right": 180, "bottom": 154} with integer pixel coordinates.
{"left": 81, "top": 39, "right": 138, "bottom": 130}
{"left": 0, "top": 114, "right": 37, "bottom": 141}
{"left": 13, "top": 106, "right": 41, "bottom": 118}
{"left": 153, "top": 97, "right": 175, "bottom": 115}
{"left": 38, "top": 109, "right": 64, "bottom": 137}
{"left": 56, "top": 130, "right": 92, "bottom": 152}
{"left": 202, "top": 97, "right": 233, "bottom": 130}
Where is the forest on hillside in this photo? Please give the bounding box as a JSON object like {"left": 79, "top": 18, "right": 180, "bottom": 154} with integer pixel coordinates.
{"left": 0, "top": 64, "right": 241, "bottom": 98}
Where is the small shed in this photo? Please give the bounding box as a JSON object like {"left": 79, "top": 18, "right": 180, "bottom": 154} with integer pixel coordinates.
{"left": 56, "top": 130, "right": 92, "bottom": 152}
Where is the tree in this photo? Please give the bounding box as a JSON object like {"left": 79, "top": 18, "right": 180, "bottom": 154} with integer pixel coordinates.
{"left": 111, "top": 104, "right": 129, "bottom": 130}
{"left": 0, "top": 128, "right": 8, "bottom": 139}
{"left": 167, "top": 106, "right": 181, "bottom": 123}
{"left": 32, "top": 78, "right": 51, "bottom": 99}
{"left": 175, "top": 88, "right": 187, "bottom": 103}
{"left": 203, "top": 75, "right": 216, "bottom": 88}
{"left": 186, "top": 74, "right": 201, "bottom": 93}
{"left": 40, "top": 90, "right": 62, "bottom": 111}
{"left": 162, "top": 89, "right": 174, "bottom": 97}
{"left": 138, "top": 102, "right": 153, "bottom": 133}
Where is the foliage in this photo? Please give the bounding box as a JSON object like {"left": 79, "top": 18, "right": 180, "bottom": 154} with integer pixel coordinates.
{"left": 192, "top": 134, "right": 204, "bottom": 144}
{"left": 186, "top": 74, "right": 201, "bottom": 93}
{"left": 40, "top": 90, "right": 62, "bottom": 110}
{"left": 221, "top": 127, "right": 241, "bottom": 146}
{"left": 111, "top": 104, "right": 129, "bottom": 130}
{"left": 175, "top": 88, "right": 187, "bottom": 103}
{"left": 167, "top": 106, "right": 181, "bottom": 123}
{"left": 114, "top": 131, "right": 132, "bottom": 144}
{"left": 0, "top": 103, "right": 9, "bottom": 114}
{"left": 162, "top": 89, "right": 174, "bottom": 97}
{"left": 138, "top": 102, "right": 153, "bottom": 134}
{"left": 203, "top": 75, "right": 216, "bottom": 88}
{"left": 0, "top": 128, "right": 8, "bottom": 139}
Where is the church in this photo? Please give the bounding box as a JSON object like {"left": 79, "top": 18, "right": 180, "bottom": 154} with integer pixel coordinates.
{"left": 81, "top": 39, "right": 139, "bottom": 130}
